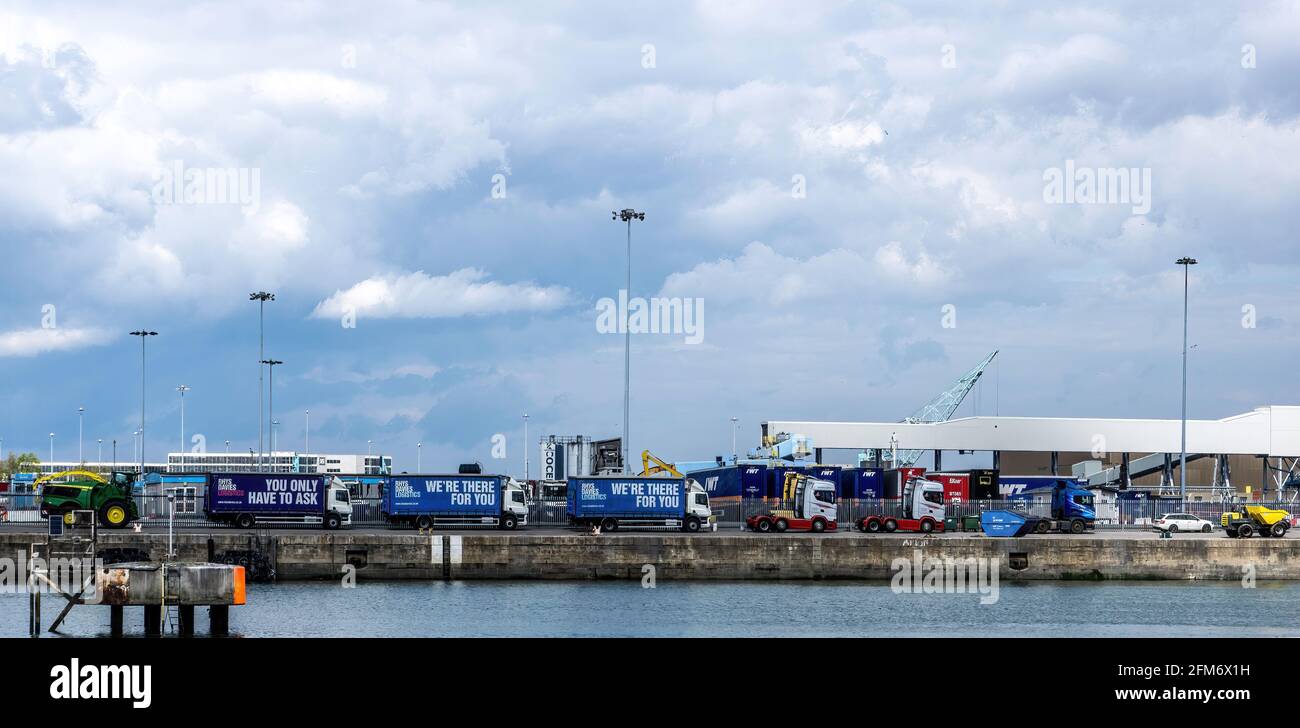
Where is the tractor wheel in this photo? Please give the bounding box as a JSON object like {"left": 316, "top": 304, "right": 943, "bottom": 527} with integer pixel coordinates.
{"left": 100, "top": 501, "right": 129, "bottom": 529}
{"left": 1271, "top": 523, "right": 1288, "bottom": 538}
{"left": 1238, "top": 523, "right": 1254, "bottom": 538}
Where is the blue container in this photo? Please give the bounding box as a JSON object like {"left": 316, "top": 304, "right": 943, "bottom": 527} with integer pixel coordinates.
{"left": 382, "top": 475, "right": 505, "bottom": 517}
{"left": 980, "top": 510, "right": 1034, "bottom": 537}
{"left": 566, "top": 477, "right": 686, "bottom": 519}
{"left": 739, "top": 464, "right": 768, "bottom": 499}
{"left": 999, "top": 475, "right": 1088, "bottom": 501}
{"left": 689, "top": 466, "right": 741, "bottom": 499}
{"left": 838, "top": 467, "right": 885, "bottom": 499}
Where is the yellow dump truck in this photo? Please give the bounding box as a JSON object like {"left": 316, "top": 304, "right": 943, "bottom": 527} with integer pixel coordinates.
{"left": 1220, "top": 506, "right": 1292, "bottom": 538}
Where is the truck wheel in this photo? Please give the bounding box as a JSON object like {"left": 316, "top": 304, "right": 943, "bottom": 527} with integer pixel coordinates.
{"left": 918, "top": 519, "right": 934, "bottom": 533}
{"left": 864, "top": 518, "right": 882, "bottom": 533}
{"left": 683, "top": 517, "right": 701, "bottom": 533}
{"left": 1271, "top": 523, "right": 1287, "bottom": 537}
{"left": 774, "top": 518, "right": 789, "bottom": 533}
{"left": 756, "top": 518, "right": 772, "bottom": 533}
{"left": 415, "top": 515, "right": 433, "bottom": 530}
{"left": 1035, "top": 520, "right": 1050, "bottom": 534}
{"left": 501, "top": 514, "right": 519, "bottom": 530}
{"left": 236, "top": 513, "right": 255, "bottom": 529}
{"left": 1070, "top": 519, "right": 1085, "bottom": 534}
{"left": 883, "top": 519, "right": 898, "bottom": 533}
{"left": 600, "top": 518, "right": 618, "bottom": 532}
{"left": 1238, "top": 523, "right": 1254, "bottom": 538}
{"left": 100, "top": 502, "right": 129, "bottom": 529}
{"left": 811, "top": 518, "right": 826, "bottom": 533}
{"left": 325, "top": 514, "right": 342, "bottom": 530}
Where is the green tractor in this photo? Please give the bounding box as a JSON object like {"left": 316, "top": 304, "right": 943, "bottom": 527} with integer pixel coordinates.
{"left": 37, "top": 470, "right": 139, "bottom": 528}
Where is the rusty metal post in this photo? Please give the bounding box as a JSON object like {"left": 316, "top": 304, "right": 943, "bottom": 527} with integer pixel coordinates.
{"left": 178, "top": 605, "right": 194, "bottom": 636}
{"left": 143, "top": 605, "right": 162, "bottom": 636}
{"left": 209, "top": 605, "right": 229, "bottom": 636}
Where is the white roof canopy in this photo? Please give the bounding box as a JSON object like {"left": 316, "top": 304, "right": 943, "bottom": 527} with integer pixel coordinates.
{"left": 763, "top": 406, "right": 1300, "bottom": 458}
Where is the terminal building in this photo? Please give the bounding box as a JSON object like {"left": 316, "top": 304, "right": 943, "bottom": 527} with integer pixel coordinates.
{"left": 23, "top": 451, "right": 391, "bottom": 477}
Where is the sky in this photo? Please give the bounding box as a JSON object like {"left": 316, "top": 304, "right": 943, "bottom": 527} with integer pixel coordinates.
{"left": 1, "top": 1, "right": 1297, "bottom": 473}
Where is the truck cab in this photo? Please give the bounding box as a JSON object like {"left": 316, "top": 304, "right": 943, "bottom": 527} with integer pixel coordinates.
{"left": 685, "top": 479, "right": 714, "bottom": 531}
{"left": 746, "top": 472, "right": 837, "bottom": 533}
{"left": 858, "top": 477, "right": 945, "bottom": 533}
{"left": 326, "top": 476, "right": 354, "bottom": 528}
{"left": 504, "top": 478, "right": 530, "bottom": 528}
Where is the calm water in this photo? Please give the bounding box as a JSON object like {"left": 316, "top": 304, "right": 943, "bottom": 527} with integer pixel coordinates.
{"left": 5, "top": 581, "right": 1299, "bottom": 638}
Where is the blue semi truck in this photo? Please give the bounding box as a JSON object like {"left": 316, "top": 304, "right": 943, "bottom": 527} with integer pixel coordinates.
{"left": 382, "top": 474, "right": 529, "bottom": 530}
{"left": 566, "top": 476, "right": 714, "bottom": 532}
{"left": 205, "top": 473, "right": 353, "bottom": 529}
{"left": 983, "top": 477, "right": 1097, "bottom": 535}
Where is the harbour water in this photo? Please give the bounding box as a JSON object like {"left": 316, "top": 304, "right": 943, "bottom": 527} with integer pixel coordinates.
{"left": 5, "top": 581, "right": 1299, "bottom": 637}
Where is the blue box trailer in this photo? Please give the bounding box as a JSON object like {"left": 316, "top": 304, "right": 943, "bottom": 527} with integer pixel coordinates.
{"left": 205, "top": 473, "right": 352, "bottom": 529}
{"left": 688, "top": 466, "right": 742, "bottom": 500}
{"left": 838, "top": 467, "right": 885, "bottom": 499}
{"left": 566, "top": 476, "right": 714, "bottom": 532}
{"left": 382, "top": 474, "right": 528, "bottom": 530}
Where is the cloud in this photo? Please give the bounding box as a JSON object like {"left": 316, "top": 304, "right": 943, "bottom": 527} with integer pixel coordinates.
{"left": 311, "top": 269, "right": 574, "bottom": 320}
{"left": 0, "top": 327, "right": 113, "bottom": 357}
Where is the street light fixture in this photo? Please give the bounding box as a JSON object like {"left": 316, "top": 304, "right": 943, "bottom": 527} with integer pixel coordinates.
{"left": 260, "top": 358, "right": 283, "bottom": 472}
{"left": 611, "top": 208, "right": 645, "bottom": 474}
{"left": 249, "top": 291, "right": 275, "bottom": 472}
{"left": 129, "top": 330, "right": 158, "bottom": 475}
{"left": 1175, "top": 257, "right": 1198, "bottom": 500}
{"left": 177, "top": 385, "right": 190, "bottom": 470}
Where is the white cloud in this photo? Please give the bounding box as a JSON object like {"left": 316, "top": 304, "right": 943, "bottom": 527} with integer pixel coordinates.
{"left": 311, "top": 269, "right": 573, "bottom": 320}
{"left": 0, "top": 327, "right": 113, "bottom": 357}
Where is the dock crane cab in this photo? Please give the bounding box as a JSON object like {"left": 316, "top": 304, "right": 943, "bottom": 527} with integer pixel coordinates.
{"left": 745, "top": 471, "right": 838, "bottom": 533}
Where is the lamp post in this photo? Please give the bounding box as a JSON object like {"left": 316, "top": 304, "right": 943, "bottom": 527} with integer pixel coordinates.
{"left": 177, "top": 385, "right": 190, "bottom": 469}
{"left": 48, "top": 432, "right": 54, "bottom": 464}
{"left": 522, "top": 413, "right": 529, "bottom": 480}
{"left": 249, "top": 291, "right": 275, "bottom": 472}
{"left": 260, "top": 358, "right": 283, "bottom": 472}
{"left": 1176, "top": 257, "right": 1198, "bottom": 500}
{"left": 416, "top": 441, "right": 422, "bottom": 472}
{"left": 129, "top": 330, "right": 157, "bottom": 475}
{"left": 97, "top": 438, "right": 103, "bottom": 464}
{"left": 272, "top": 419, "right": 280, "bottom": 453}
{"left": 78, "top": 406, "right": 84, "bottom": 464}
{"left": 225, "top": 440, "right": 230, "bottom": 454}
{"left": 611, "top": 208, "right": 645, "bottom": 473}
{"left": 304, "top": 409, "right": 310, "bottom": 455}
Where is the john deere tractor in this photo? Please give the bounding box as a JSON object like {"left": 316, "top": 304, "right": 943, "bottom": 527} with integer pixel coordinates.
{"left": 1220, "top": 505, "right": 1292, "bottom": 538}
{"left": 37, "top": 470, "right": 139, "bottom": 528}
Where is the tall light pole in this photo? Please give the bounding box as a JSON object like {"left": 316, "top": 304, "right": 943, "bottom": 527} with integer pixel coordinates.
{"left": 225, "top": 439, "right": 230, "bottom": 453}
{"left": 612, "top": 208, "right": 645, "bottom": 473}
{"left": 177, "top": 385, "right": 190, "bottom": 469}
{"left": 260, "top": 358, "right": 283, "bottom": 472}
{"left": 272, "top": 419, "right": 280, "bottom": 452}
{"left": 522, "top": 413, "right": 529, "bottom": 480}
{"left": 304, "top": 409, "right": 310, "bottom": 455}
{"left": 1176, "top": 257, "right": 1198, "bottom": 500}
{"left": 97, "top": 438, "right": 103, "bottom": 464}
{"left": 731, "top": 416, "right": 738, "bottom": 462}
{"left": 250, "top": 291, "right": 275, "bottom": 472}
{"left": 48, "top": 432, "right": 54, "bottom": 464}
{"left": 78, "top": 406, "right": 84, "bottom": 464}
{"left": 417, "top": 441, "right": 422, "bottom": 472}
{"left": 130, "top": 330, "right": 157, "bottom": 475}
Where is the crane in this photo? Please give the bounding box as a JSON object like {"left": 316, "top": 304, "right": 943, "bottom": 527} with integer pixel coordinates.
{"left": 881, "top": 350, "right": 998, "bottom": 468}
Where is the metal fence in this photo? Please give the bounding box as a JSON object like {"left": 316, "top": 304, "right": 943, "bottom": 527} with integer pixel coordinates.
{"left": 1, "top": 491, "right": 1294, "bottom": 531}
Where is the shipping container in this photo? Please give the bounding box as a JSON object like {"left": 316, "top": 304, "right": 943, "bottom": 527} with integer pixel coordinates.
{"left": 838, "top": 467, "right": 885, "bottom": 499}
{"left": 930, "top": 473, "right": 970, "bottom": 504}
{"left": 883, "top": 467, "right": 927, "bottom": 499}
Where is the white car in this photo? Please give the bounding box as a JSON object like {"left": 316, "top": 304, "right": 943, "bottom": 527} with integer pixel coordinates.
{"left": 1153, "top": 513, "right": 1215, "bottom": 533}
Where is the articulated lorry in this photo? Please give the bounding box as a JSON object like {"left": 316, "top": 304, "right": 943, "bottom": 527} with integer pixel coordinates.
{"left": 858, "top": 476, "right": 945, "bottom": 534}
{"left": 746, "top": 471, "right": 838, "bottom": 533}
{"left": 382, "top": 474, "right": 528, "bottom": 530}
{"left": 205, "top": 473, "right": 353, "bottom": 529}
{"left": 982, "top": 480, "right": 1096, "bottom": 535}
{"left": 567, "top": 475, "right": 714, "bottom": 532}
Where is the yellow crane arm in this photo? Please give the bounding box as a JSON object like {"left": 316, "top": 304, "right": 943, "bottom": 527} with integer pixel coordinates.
{"left": 639, "top": 450, "right": 684, "bottom": 478}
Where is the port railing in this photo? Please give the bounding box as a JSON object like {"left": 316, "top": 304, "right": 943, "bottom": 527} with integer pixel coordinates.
{"left": 0, "top": 492, "right": 1295, "bottom": 531}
